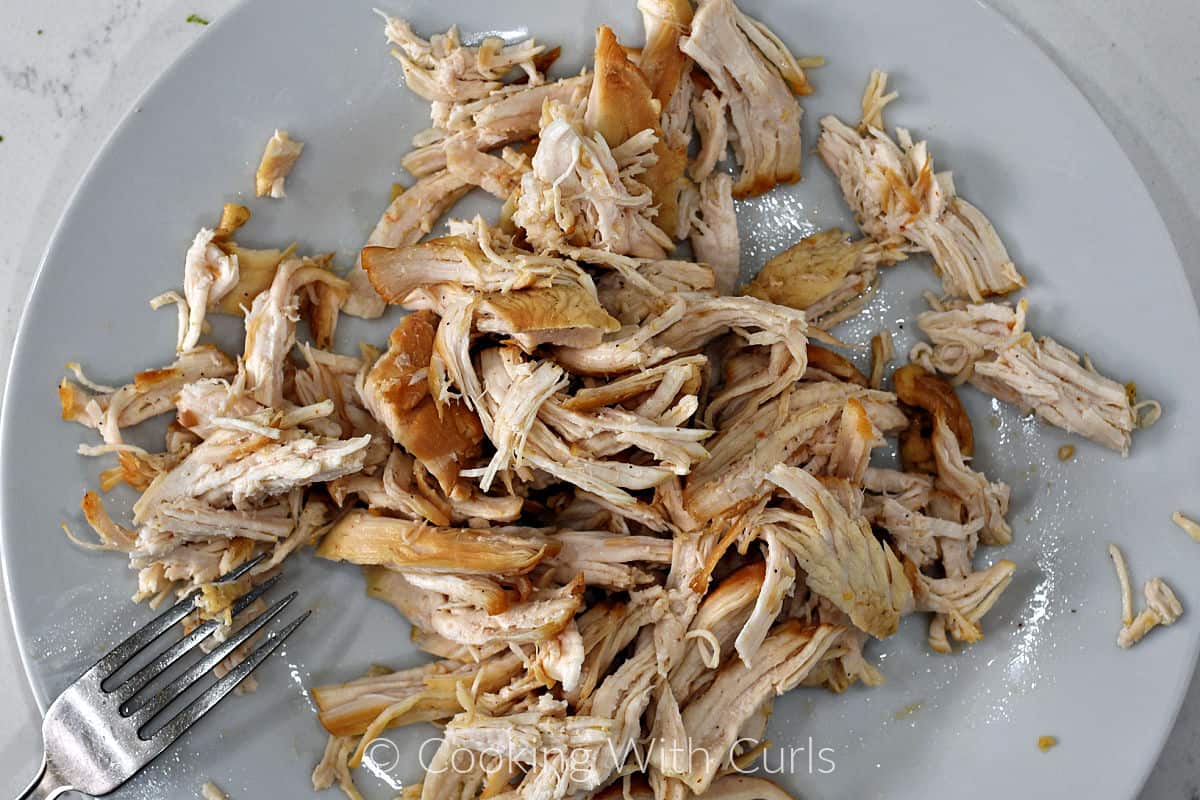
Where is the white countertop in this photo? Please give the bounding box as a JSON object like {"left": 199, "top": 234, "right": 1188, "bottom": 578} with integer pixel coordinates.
{"left": 1, "top": 0, "right": 1199, "bottom": 796}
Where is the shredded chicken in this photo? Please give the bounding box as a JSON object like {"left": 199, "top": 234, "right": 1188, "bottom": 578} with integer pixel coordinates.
{"left": 402, "top": 73, "right": 593, "bottom": 178}
{"left": 199, "top": 780, "right": 228, "bottom": 800}
{"left": 1172, "top": 511, "right": 1200, "bottom": 544}
{"left": 682, "top": 0, "right": 809, "bottom": 196}
{"left": 343, "top": 170, "right": 473, "bottom": 318}
{"left": 636, "top": 0, "right": 694, "bottom": 236}
{"left": 818, "top": 71, "right": 1025, "bottom": 301}
{"left": 870, "top": 330, "right": 893, "bottom": 389}
{"left": 690, "top": 172, "right": 741, "bottom": 293}
{"left": 59, "top": 4, "right": 1169, "bottom": 797}
{"left": 913, "top": 299, "right": 1141, "bottom": 454}
{"left": 60, "top": 346, "right": 236, "bottom": 444}
{"left": 179, "top": 229, "right": 239, "bottom": 351}
{"left": 360, "top": 310, "right": 485, "bottom": 492}
{"left": 379, "top": 13, "right": 547, "bottom": 103}
{"left": 514, "top": 99, "right": 673, "bottom": 258}
{"left": 255, "top": 130, "right": 304, "bottom": 199}
{"left": 1118, "top": 577, "right": 1184, "bottom": 648}
{"left": 1108, "top": 543, "right": 1135, "bottom": 626}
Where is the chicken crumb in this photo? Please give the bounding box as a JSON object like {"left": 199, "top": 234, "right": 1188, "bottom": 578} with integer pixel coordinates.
{"left": 255, "top": 130, "right": 304, "bottom": 199}
{"left": 200, "top": 780, "right": 228, "bottom": 800}
{"left": 869, "top": 329, "right": 894, "bottom": 389}
{"left": 1171, "top": 511, "right": 1200, "bottom": 544}
{"left": 1107, "top": 543, "right": 1134, "bottom": 627}
{"left": 893, "top": 701, "right": 923, "bottom": 720}
{"left": 1037, "top": 735, "right": 1057, "bottom": 752}
{"left": 1118, "top": 577, "right": 1183, "bottom": 649}
{"left": 1057, "top": 444, "right": 1075, "bottom": 461}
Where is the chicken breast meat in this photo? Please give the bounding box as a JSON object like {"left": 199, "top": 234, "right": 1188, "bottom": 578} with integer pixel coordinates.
{"left": 681, "top": 0, "right": 813, "bottom": 197}
{"left": 913, "top": 298, "right": 1142, "bottom": 454}
{"left": 818, "top": 71, "right": 1025, "bottom": 302}
{"left": 513, "top": 99, "right": 673, "bottom": 258}
{"left": 254, "top": 130, "right": 304, "bottom": 199}
{"left": 360, "top": 310, "right": 485, "bottom": 492}
{"left": 379, "top": 13, "right": 548, "bottom": 104}
{"left": 61, "top": 3, "right": 1165, "bottom": 797}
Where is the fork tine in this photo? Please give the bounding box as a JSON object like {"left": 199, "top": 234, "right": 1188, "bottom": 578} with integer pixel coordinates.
{"left": 109, "top": 574, "right": 282, "bottom": 703}
{"left": 214, "top": 552, "right": 268, "bottom": 582}
{"left": 123, "top": 591, "right": 298, "bottom": 721}
{"left": 86, "top": 592, "right": 199, "bottom": 682}
{"left": 146, "top": 610, "right": 310, "bottom": 749}
{"left": 84, "top": 553, "right": 270, "bottom": 682}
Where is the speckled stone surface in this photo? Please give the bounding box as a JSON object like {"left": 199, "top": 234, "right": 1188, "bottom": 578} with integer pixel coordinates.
{"left": 0, "top": 0, "right": 1197, "bottom": 795}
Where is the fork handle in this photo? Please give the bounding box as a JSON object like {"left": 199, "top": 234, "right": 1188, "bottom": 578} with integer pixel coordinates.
{"left": 17, "top": 757, "right": 74, "bottom": 800}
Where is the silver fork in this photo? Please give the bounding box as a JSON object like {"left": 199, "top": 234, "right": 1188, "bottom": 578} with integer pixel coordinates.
{"left": 18, "top": 556, "right": 310, "bottom": 799}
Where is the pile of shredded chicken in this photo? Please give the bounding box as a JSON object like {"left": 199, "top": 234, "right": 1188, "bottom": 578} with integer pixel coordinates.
{"left": 59, "top": 3, "right": 1163, "bottom": 799}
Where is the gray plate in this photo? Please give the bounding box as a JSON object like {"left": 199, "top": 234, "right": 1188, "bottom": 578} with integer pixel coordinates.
{"left": 3, "top": 0, "right": 1199, "bottom": 797}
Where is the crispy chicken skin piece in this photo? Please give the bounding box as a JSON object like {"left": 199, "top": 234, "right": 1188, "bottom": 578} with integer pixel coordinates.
{"left": 805, "top": 343, "right": 868, "bottom": 386}
{"left": 681, "top": 0, "right": 807, "bottom": 197}
{"left": 316, "top": 510, "right": 559, "bottom": 576}
{"left": 818, "top": 71, "right": 1025, "bottom": 301}
{"left": 893, "top": 362, "right": 974, "bottom": 456}
{"left": 360, "top": 311, "right": 484, "bottom": 492}
{"left": 254, "top": 130, "right": 303, "bottom": 199}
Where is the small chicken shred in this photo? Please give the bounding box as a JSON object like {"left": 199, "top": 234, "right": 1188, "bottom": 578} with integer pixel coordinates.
{"left": 254, "top": 130, "right": 304, "bottom": 199}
